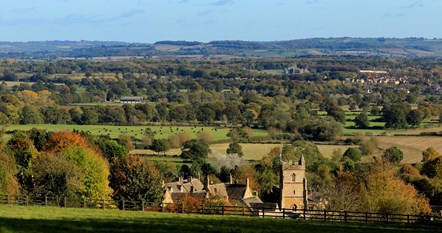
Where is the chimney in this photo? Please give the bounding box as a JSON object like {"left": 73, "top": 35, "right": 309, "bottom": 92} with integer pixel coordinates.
{"left": 179, "top": 176, "right": 183, "bottom": 185}
{"left": 246, "top": 177, "right": 250, "bottom": 188}
{"left": 229, "top": 173, "right": 233, "bottom": 184}
{"left": 198, "top": 172, "right": 201, "bottom": 181}
{"left": 204, "top": 176, "right": 210, "bottom": 192}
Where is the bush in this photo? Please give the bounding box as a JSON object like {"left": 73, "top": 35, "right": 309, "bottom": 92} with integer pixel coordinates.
{"left": 343, "top": 148, "right": 361, "bottom": 162}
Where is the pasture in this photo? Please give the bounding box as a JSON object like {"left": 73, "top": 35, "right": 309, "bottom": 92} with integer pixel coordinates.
{"left": 5, "top": 124, "right": 268, "bottom": 142}
{"left": 0, "top": 205, "right": 440, "bottom": 233}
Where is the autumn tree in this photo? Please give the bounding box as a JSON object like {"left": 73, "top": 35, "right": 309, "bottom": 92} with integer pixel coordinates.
{"left": 59, "top": 146, "right": 111, "bottom": 199}
{"left": 323, "top": 172, "right": 362, "bottom": 212}
{"left": 109, "top": 155, "right": 163, "bottom": 208}
{"left": 361, "top": 161, "right": 431, "bottom": 215}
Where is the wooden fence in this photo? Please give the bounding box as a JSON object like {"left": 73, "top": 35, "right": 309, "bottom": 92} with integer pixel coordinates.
{"left": 1, "top": 195, "right": 441, "bottom": 225}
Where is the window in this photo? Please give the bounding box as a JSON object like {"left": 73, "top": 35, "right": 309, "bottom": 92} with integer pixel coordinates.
{"left": 291, "top": 173, "right": 296, "bottom": 182}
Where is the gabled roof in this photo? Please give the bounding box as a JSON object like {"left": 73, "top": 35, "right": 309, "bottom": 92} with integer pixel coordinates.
{"left": 226, "top": 184, "right": 247, "bottom": 200}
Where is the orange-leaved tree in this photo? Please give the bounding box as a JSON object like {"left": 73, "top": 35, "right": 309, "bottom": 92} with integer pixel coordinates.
{"left": 44, "top": 131, "right": 92, "bottom": 153}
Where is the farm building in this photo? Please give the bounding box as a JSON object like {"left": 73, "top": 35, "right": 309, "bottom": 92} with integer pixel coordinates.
{"left": 118, "top": 96, "right": 143, "bottom": 103}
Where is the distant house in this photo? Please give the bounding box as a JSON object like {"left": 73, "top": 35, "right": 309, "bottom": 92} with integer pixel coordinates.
{"left": 117, "top": 96, "right": 143, "bottom": 104}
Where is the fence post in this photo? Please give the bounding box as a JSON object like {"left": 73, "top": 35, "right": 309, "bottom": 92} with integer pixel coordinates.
{"left": 365, "top": 212, "right": 368, "bottom": 223}
{"left": 385, "top": 214, "right": 389, "bottom": 224}
{"left": 122, "top": 200, "right": 125, "bottom": 211}
{"left": 6, "top": 195, "right": 9, "bottom": 204}
{"left": 45, "top": 196, "right": 48, "bottom": 206}
{"left": 201, "top": 205, "right": 204, "bottom": 214}
{"left": 407, "top": 214, "right": 410, "bottom": 224}
{"left": 262, "top": 206, "right": 265, "bottom": 218}
{"left": 344, "top": 211, "right": 347, "bottom": 222}
{"left": 63, "top": 197, "right": 67, "bottom": 207}
{"left": 303, "top": 208, "right": 306, "bottom": 220}
{"left": 283, "top": 208, "right": 285, "bottom": 219}
{"left": 324, "top": 209, "right": 327, "bottom": 221}
{"left": 142, "top": 201, "right": 145, "bottom": 211}
{"left": 26, "top": 196, "right": 29, "bottom": 206}
{"left": 102, "top": 199, "right": 105, "bottom": 210}
{"left": 222, "top": 205, "right": 225, "bottom": 215}
{"left": 242, "top": 206, "right": 245, "bottom": 216}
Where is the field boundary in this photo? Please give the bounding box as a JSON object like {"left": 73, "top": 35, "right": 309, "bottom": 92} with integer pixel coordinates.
{"left": 1, "top": 195, "right": 441, "bottom": 226}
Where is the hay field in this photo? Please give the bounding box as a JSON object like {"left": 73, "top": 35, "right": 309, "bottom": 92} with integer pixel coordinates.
{"left": 376, "top": 136, "right": 442, "bottom": 163}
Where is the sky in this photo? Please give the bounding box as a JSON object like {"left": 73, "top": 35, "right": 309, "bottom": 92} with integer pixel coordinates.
{"left": 0, "top": 0, "right": 441, "bottom": 43}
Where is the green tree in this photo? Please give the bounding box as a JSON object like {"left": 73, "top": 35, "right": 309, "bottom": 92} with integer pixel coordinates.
{"left": 32, "top": 154, "right": 82, "bottom": 200}
{"left": 180, "top": 139, "right": 210, "bottom": 162}
{"left": 226, "top": 142, "right": 244, "bottom": 157}
{"left": 382, "top": 147, "right": 403, "bottom": 164}
{"left": 343, "top": 147, "right": 361, "bottom": 162}
{"left": 99, "top": 139, "right": 129, "bottom": 161}
{"left": 354, "top": 112, "right": 370, "bottom": 129}
{"left": 150, "top": 139, "right": 168, "bottom": 155}
{"left": 406, "top": 109, "right": 423, "bottom": 128}
{"left": 383, "top": 103, "right": 410, "bottom": 129}
{"left": 109, "top": 155, "right": 163, "bottom": 208}
{"left": 20, "top": 105, "right": 44, "bottom": 124}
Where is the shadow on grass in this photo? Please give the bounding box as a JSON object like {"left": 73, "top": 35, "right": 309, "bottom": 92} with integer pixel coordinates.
{"left": 1, "top": 216, "right": 442, "bottom": 233}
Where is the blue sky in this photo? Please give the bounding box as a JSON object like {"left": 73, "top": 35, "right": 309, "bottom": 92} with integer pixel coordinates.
{"left": 0, "top": 0, "right": 441, "bottom": 42}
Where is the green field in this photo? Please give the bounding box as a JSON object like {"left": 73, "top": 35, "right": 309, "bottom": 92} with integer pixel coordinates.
{"left": 0, "top": 205, "right": 440, "bottom": 233}
{"left": 5, "top": 124, "right": 268, "bottom": 142}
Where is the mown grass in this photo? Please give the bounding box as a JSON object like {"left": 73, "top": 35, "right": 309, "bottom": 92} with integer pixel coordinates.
{"left": 5, "top": 124, "right": 268, "bottom": 142}
{"left": 0, "top": 205, "right": 440, "bottom": 233}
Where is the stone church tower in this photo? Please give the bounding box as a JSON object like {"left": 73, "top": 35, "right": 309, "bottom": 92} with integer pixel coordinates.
{"left": 280, "top": 155, "right": 308, "bottom": 210}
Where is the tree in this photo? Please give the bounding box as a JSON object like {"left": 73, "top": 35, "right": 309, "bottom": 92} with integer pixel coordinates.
{"left": 362, "top": 161, "right": 431, "bottom": 215}
{"left": 180, "top": 139, "right": 210, "bottom": 162}
{"left": 422, "top": 147, "right": 440, "bottom": 163}
{"left": 32, "top": 154, "right": 82, "bottom": 200}
{"left": 282, "top": 141, "right": 326, "bottom": 172}
{"left": 343, "top": 147, "right": 361, "bottom": 162}
{"left": 382, "top": 147, "right": 403, "bottom": 164}
{"left": 20, "top": 105, "right": 44, "bottom": 124}
{"left": 59, "top": 146, "right": 111, "bottom": 199}
{"left": 226, "top": 142, "right": 244, "bottom": 157}
{"left": 406, "top": 109, "right": 423, "bottom": 128}
{"left": 99, "top": 139, "right": 128, "bottom": 161}
{"left": 150, "top": 139, "right": 168, "bottom": 155}
{"left": 0, "top": 151, "right": 19, "bottom": 196}
{"left": 109, "top": 155, "right": 163, "bottom": 207}
{"left": 383, "top": 103, "right": 410, "bottom": 129}
{"left": 323, "top": 172, "right": 362, "bottom": 212}
{"left": 354, "top": 112, "right": 370, "bottom": 129}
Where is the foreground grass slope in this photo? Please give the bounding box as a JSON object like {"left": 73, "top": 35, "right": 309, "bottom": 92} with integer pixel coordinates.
{"left": 0, "top": 205, "right": 441, "bottom": 233}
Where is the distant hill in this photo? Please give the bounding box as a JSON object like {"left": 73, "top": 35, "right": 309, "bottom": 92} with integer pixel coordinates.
{"left": 1, "top": 38, "right": 442, "bottom": 59}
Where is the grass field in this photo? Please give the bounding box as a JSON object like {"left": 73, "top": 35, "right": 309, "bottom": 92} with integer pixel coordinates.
{"left": 0, "top": 205, "right": 440, "bottom": 233}
{"left": 376, "top": 136, "right": 442, "bottom": 163}
{"left": 5, "top": 124, "right": 268, "bottom": 142}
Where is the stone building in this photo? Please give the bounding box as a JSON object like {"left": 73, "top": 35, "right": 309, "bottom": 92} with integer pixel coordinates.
{"left": 279, "top": 155, "right": 308, "bottom": 210}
